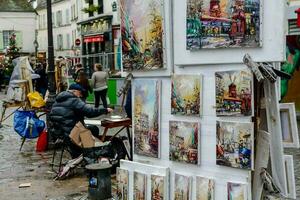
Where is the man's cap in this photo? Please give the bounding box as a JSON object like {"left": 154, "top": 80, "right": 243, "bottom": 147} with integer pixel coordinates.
{"left": 69, "top": 83, "right": 86, "bottom": 93}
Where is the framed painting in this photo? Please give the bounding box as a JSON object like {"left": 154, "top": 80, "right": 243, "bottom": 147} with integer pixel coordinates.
{"left": 284, "top": 155, "right": 296, "bottom": 199}
{"left": 171, "top": 74, "right": 202, "bottom": 116}
{"left": 174, "top": 173, "right": 191, "bottom": 200}
{"left": 215, "top": 70, "right": 252, "bottom": 116}
{"left": 216, "top": 121, "right": 254, "bottom": 170}
{"left": 134, "top": 171, "right": 147, "bottom": 200}
{"left": 116, "top": 168, "right": 129, "bottom": 200}
{"left": 133, "top": 79, "right": 161, "bottom": 158}
{"left": 151, "top": 174, "right": 166, "bottom": 200}
{"left": 196, "top": 176, "right": 215, "bottom": 200}
{"left": 280, "top": 103, "right": 300, "bottom": 148}
{"left": 227, "top": 182, "right": 247, "bottom": 200}
{"left": 120, "top": 0, "right": 165, "bottom": 71}
{"left": 169, "top": 121, "right": 199, "bottom": 165}
{"left": 186, "top": 0, "right": 261, "bottom": 49}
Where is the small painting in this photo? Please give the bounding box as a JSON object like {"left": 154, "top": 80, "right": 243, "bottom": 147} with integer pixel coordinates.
{"left": 120, "top": 0, "right": 165, "bottom": 71}
{"left": 215, "top": 70, "right": 252, "bottom": 116}
{"left": 151, "top": 174, "right": 165, "bottom": 200}
{"left": 280, "top": 103, "right": 300, "bottom": 148}
{"left": 169, "top": 121, "right": 199, "bottom": 165}
{"left": 186, "top": 0, "right": 261, "bottom": 49}
{"left": 174, "top": 173, "right": 191, "bottom": 200}
{"left": 216, "top": 121, "right": 253, "bottom": 170}
{"left": 227, "top": 182, "right": 247, "bottom": 200}
{"left": 171, "top": 74, "right": 202, "bottom": 116}
{"left": 116, "top": 168, "right": 129, "bottom": 200}
{"left": 133, "top": 79, "right": 161, "bottom": 158}
{"left": 134, "top": 171, "right": 147, "bottom": 200}
{"left": 196, "top": 176, "right": 215, "bottom": 200}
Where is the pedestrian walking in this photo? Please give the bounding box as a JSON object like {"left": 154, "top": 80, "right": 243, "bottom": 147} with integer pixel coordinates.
{"left": 76, "top": 70, "right": 92, "bottom": 101}
{"left": 73, "top": 63, "right": 84, "bottom": 82}
{"left": 91, "top": 63, "right": 109, "bottom": 108}
{"left": 34, "top": 63, "right": 48, "bottom": 97}
{"left": 49, "top": 83, "right": 113, "bottom": 158}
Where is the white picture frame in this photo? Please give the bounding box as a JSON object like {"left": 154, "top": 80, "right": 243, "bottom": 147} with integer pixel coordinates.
{"left": 280, "top": 103, "right": 300, "bottom": 148}
{"left": 284, "top": 155, "right": 296, "bottom": 199}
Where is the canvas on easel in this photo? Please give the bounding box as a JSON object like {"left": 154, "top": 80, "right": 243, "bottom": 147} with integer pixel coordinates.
{"left": 151, "top": 174, "right": 166, "bottom": 200}
{"left": 196, "top": 176, "right": 215, "bottom": 200}
{"left": 116, "top": 168, "right": 129, "bottom": 200}
{"left": 134, "top": 171, "right": 147, "bottom": 200}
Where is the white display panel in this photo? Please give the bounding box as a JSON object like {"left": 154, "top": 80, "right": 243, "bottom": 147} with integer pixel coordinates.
{"left": 173, "top": 0, "right": 286, "bottom": 65}
{"left": 132, "top": 63, "right": 253, "bottom": 200}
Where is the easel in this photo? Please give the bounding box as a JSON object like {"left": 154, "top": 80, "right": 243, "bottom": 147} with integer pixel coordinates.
{"left": 243, "top": 54, "right": 289, "bottom": 199}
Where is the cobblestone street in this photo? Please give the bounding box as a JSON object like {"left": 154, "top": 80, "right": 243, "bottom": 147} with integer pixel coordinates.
{"left": 0, "top": 92, "right": 122, "bottom": 200}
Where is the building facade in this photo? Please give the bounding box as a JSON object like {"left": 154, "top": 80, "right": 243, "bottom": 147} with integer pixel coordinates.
{"left": 36, "top": 0, "right": 121, "bottom": 75}
{"left": 0, "top": 0, "right": 36, "bottom": 54}
{"left": 36, "top": 0, "right": 83, "bottom": 60}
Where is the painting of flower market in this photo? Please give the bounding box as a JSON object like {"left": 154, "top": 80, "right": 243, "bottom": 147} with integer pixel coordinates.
{"left": 171, "top": 74, "right": 201, "bottom": 116}
{"left": 133, "top": 79, "right": 161, "bottom": 158}
{"left": 186, "top": 0, "right": 261, "bottom": 49}
{"left": 215, "top": 70, "right": 252, "bottom": 116}
{"left": 120, "top": 0, "right": 165, "bottom": 71}
{"left": 169, "top": 121, "right": 199, "bottom": 165}
{"left": 216, "top": 121, "right": 253, "bottom": 170}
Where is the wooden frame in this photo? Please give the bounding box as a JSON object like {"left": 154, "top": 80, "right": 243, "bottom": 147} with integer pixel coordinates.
{"left": 284, "top": 155, "right": 296, "bottom": 199}
{"left": 280, "top": 103, "right": 300, "bottom": 148}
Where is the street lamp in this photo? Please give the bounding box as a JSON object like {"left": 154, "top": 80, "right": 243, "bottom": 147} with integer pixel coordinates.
{"left": 46, "top": 0, "right": 57, "bottom": 148}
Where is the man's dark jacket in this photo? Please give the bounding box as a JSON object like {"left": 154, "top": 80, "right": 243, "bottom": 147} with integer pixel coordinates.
{"left": 49, "top": 91, "right": 107, "bottom": 137}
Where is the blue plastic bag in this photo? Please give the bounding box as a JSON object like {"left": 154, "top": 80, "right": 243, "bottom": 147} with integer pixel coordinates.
{"left": 13, "top": 110, "right": 45, "bottom": 139}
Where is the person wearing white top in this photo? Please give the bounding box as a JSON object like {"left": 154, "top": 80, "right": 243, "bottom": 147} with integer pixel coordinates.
{"left": 91, "top": 63, "right": 109, "bottom": 108}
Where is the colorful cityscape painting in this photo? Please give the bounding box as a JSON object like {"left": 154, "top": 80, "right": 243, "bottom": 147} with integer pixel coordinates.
{"left": 171, "top": 74, "right": 201, "bottom": 116}
{"left": 120, "top": 0, "right": 165, "bottom": 71}
{"left": 216, "top": 121, "right": 253, "bottom": 170}
{"left": 215, "top": 70, "right": 252, "bottom": 116}
{"left": 169, "top": 121, "right": 199, "bottom": 165}
{"left": 133, "top": 79, "right": 161, "bottom": 158}
{"left": 116, "top": 168, "right": 129, "bottom": 200}
{"left": 227, "top": 182, "right": 247, "bottom": 200}
{"left": 151, "top": 174, "right": 165, "bottom": 200}
{"left": 174, "top": 173, "right": 191, "bottom": 200}
{"left": 134, "top": 172, "right": 147, "bottom": 200}
{"left": 196, "top": 176, "right": 215, "bottom": 200}
{"left": 186, "top": 0, "right": 261, "bottom": 49}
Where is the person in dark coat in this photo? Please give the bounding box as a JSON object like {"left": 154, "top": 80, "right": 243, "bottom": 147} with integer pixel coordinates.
{"left": 49, "top": 83, "right": 113, "bottom": 158}
{"left": 35, "top": 63, "right": 48, "bottom": 97}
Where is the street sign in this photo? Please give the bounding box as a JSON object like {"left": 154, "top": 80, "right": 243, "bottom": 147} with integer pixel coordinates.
{"left": 75, "top": 38, "right": 81, "bottom": 46}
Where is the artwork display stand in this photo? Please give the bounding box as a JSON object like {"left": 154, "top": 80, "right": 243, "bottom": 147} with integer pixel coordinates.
{"left": 117, "top": 0, "right": 290, "bottom": 199}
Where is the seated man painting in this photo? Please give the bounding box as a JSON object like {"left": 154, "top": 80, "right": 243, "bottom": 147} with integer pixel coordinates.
{"left": 49, "top": 83, "right": 113, "bottom": 159}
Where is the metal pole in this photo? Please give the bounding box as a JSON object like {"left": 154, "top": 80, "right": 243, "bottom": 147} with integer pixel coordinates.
{"left": 46, "top": 0, "right": 56, "bottom": 148}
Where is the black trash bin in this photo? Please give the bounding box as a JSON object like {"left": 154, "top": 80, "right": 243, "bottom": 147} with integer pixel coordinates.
{"left": 86, "top": 163, "right": 112, "bottom": 200}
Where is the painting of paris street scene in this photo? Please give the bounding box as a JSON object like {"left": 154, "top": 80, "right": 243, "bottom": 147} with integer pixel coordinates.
{"left": 171, "top": 75, "right": 201, "bottom": 116}
{"left": 216, "top": 121, "right": 253, "bottom": 170}
{"left": 196, "top": 176, "right": 215, "bottom": 200}
{"left": 215, "top": 70, "right": 252, "bottom": 116}
{"left": 116, "top": 168, "right": 129, "bottom": 200}
{"left": 134, "top": 172, "right": 147, "bottom": 200}
{"left": 134, "top": 79, "right": 161, "bottom": 158}
{"left": 174, "top": 173, "right": 191, "bottom": 200}
{"left": 151, "top": 174, "right": 165, "bottom": 200}
{"left": 186, "top": 0, "right": 261, "bottom": 49}
{"left": 120, "top": 0, "right": 165, "bottom": 71}
{"left": 227, "top": 182, "right": 247, "bottom": 200}
{"left": 169, "top": 121, "right": 199, "bottom": 165}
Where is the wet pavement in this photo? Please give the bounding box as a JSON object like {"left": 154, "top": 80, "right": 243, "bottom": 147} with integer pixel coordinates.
{"left": 0, "top": 92, "right": 122, "bottom": 200}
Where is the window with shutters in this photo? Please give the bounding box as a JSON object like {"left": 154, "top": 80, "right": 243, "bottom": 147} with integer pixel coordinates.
{"left": 57, "top": 34, "right": 63, "bottom": 50}
{"left": 3, "top": 31, "right": 14, "bottom": 49}
{"left": 66, "top": 9, "right": 70, "bottom": 25}
{"left": 66, "top": 34, "right": 71, "bottom": 49}
{"left": 56, "top": 11, "right": 62, "bottom": 27}
{"left": 98, "top": 0, "right": 103, "bottom": 14}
